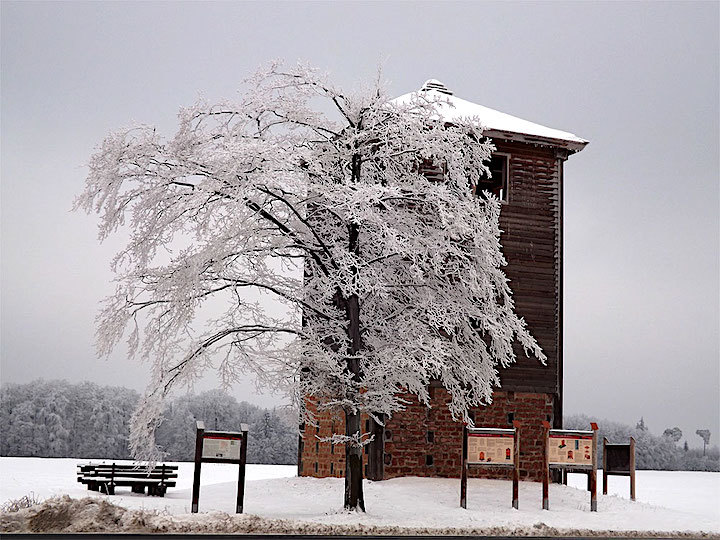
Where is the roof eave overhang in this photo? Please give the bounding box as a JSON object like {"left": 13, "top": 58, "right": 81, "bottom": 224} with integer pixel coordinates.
{"left": 484, "top": 128, "right": 589, "bottom": 155}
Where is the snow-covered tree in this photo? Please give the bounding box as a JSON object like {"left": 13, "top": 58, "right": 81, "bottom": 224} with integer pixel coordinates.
{"left": 663, "top": 426, "right": 682, "bottom": 443}
{"left": 76, "top": 62, "right": 545, "bottom": 510}
{"left": 696, "top": 429, "right": 711, "bottom": 456}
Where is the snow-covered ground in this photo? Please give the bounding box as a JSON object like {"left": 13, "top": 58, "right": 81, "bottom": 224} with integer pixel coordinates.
{"left": 1, "top": 457, "right": 718, "bottom": 535}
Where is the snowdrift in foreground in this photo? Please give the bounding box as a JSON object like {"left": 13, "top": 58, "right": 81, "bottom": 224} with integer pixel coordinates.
{"left": 1, "top": 458, "right": 718, "bottom": 535}
{"left": 0, "top": 495, "right": 711, "bottom": 537}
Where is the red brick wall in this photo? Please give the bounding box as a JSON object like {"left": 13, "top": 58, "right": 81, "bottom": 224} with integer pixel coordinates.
{"left": 383, "top": 389, "right": 554, "bottom": 482}
{"left": 298, "top": 400, "right": 370, "bottom": 478}
{"left": 300, "top": 390, "right": 554, "bottom": 482}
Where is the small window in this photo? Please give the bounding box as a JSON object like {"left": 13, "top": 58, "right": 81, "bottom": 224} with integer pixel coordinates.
{"left": 477, "top": 154, "right": 509, "bottom": 203}
{"left": 330, "top": 463, "right": 334, "bottom": 475}
{"left": 315, "top": 441, "right": 319, "bottom": 453}
{"left": 426, "top": 454, "right": 434, "bottom": 466}
{"left": 427, "top": 431, "right": 435, "bottom": 443}
{"left": 507, "top": 413, "right": 515, "bottom": 425}
{"left": 314, "top": 462, "right": 318, "bottom": 473}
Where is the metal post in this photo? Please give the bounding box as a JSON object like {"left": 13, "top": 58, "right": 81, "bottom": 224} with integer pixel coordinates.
{"left": 629, "top": 436, "right": 636, "bottom": 501}
{"left": 602, "top": 437, "right": 608, "bottom": 495}
{"left": 542, "top": 421, "right": 550, "bottom": 510}
{"left": 590, "top": 423, "right": 598, "bottom": 512}
{"left": 236, "top": 424, "right": 249, "bottom": 513}
{"left": 512, "top": 420, "right": 520, "bottom": 509}
{"left": 191, "top": 421, "right": 205, "bottom": 513}
{"left": 460, "top": 424, "right": 468, "bottom": 509}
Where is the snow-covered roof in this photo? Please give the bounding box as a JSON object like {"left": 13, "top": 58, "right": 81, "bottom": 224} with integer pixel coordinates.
{"left": 393, "top": 80, "right": 588, "bottom": 152}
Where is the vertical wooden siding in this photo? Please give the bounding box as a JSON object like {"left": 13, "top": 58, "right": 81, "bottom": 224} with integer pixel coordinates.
{"left": 492, "top": 140, "right": 562, "bottom": 397}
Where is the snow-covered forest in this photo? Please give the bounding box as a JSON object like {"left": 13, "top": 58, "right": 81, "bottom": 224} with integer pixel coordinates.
{"left": 565, "top": 414, "right": 719, "bottom": 472}
{"left": 0, "top": 381, "right": 297, "bottom": 464}
{"left": 2, "top": 379, "right": 716, "bottom": 472}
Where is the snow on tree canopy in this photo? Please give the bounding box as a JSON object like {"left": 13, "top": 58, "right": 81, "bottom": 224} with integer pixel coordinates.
{"left": 76, "top": 63, "right": 546, "bottom": 507}
{"left": 394, "top": 80, "right": 588, "bottom": 149}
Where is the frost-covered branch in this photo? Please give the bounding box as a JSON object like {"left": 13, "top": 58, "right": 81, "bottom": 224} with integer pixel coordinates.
{"left": 78, "top": 62, "right": 545, "bottom": 504}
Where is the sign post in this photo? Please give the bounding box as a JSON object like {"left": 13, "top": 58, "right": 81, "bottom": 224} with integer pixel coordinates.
{"left": 460, "top": 421, "right": 521, "bottom": 509}
{"left": 191, "top": 420, "right": 249, "bottom": 513}
{"left": 542, "top": 421, "right": 599, "bottom": 511}
{"left": 603, "top": 436, "right": 636, "bottom": 501}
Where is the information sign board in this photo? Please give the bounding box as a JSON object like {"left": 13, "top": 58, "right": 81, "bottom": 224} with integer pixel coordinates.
{"left": 191, "top": 421, "right": 248, "bottom": 514}
{"left": 461, "top": 423, "right": 520, "bottom": 510}
{"left": 202, "top": 435, "right": 242, "bottom": 461}
{"left": 603, "top": 437, "right": 636, "bottom": 501}
{"left": 467, "top": 432, "right": 515, "bottom": 465}
{"left": 542, "top": 421, "right": 598, "bottom": 512}
{"left": 548, "top": 434, "right": 593, "bottom": 465}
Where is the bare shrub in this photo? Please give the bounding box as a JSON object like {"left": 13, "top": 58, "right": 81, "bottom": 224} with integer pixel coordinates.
{"left": 1, "top": 493, "right": 41, "bottom": 513}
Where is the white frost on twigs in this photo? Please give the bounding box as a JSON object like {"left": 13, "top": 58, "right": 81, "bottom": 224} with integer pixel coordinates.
{"left": 76, "top": 61, "right": 545, "bottom": 460}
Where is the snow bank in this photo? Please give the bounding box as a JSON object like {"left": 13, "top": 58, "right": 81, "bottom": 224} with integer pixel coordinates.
{"left": 0, "top": 495, "right": 712, "bottom": 537}
{"left": 1, "top": 458, "right": 718, "bottom": 535}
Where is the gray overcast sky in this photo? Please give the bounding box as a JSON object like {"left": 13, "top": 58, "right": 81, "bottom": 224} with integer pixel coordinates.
{"left": 1, "top": 1, "right": 718, "bottom": 445}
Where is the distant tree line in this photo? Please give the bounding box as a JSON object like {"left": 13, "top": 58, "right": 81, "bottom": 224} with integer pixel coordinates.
{"left": 0, "top": 380, "right": 298, "bottom": 464}
{"left": 565, "top": 414, "right": 719, "bottom": 472}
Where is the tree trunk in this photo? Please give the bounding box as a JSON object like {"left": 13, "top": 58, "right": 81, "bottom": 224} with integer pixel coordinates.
{"left": 343, "top": 153, "right": 365, "bottom": 511}
{"left": 344, "top": 408, "right": 365, "bottom": 511}
{"left": 343, "top": 291, "right": 365, "bottom": 511}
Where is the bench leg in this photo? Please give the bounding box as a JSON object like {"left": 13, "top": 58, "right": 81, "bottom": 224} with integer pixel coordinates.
{"left": 88, "top": 483, "right": 99, "bottom": 492}
{"left": 132, "top": 485, "right": 145, "bottom": 494}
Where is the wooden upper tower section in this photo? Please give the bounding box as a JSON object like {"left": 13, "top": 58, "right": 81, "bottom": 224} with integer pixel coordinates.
{"left": 395, "top": 82, "right": 588, "bottom": 400}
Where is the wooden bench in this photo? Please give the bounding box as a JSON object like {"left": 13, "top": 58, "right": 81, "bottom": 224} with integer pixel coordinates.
{"left": 77, "top": 463, "right": 178, "bottom": 496}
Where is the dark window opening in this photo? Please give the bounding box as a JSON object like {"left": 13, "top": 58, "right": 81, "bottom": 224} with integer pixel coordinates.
{"left": 385, "top": 430, "right": 393, "bottom": 441}
{"left": 427, "top": 431, "right": 435, "bottom": 443}
{"left": 425, "top": 454, "right": 434, "bottom": 466}
{"left": 384, "top": 453, "right": 392, "bottom": 465}
{"left": 331, "top": 443, "right": 334, "bottom": 454}
{"left": 330, "top": 463, "right": 334, "bottom": 475}
{"left": 419, "top": 159, "right": 445, "bottom": 183}
{"left": 507, "top": 413, "right": 515, "bottom": 425}
{"left": 477, "top": 154, "right": 509, "bottom": 203}
{"left": 315, "top": 425, "right": 319, "bottom": 434}
{"left": 547, "top": 414, "right": 552, "bottom": 422}
{"left": 315, "top": 441, "right": 319, "bottom": 453}
{"left": 314, "top": 462, "right": 318, "bottom": 473}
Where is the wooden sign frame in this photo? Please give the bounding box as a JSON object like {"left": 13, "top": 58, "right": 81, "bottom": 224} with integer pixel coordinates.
{"left": 542, "top": 421, "right": 598, "bottom": 512}
{"left": 191, "top": 421, "right": 249, "bottom": 513}
{"left": 460, "top": 421, "right": 521, "bottom": 509}
{"left": 603, "top": 436, "right": 636, "bottom": 501}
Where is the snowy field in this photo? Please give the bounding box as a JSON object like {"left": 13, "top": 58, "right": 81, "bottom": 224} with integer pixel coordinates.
{"left": 1, "top": 457, "right": 718, "bottom": 535}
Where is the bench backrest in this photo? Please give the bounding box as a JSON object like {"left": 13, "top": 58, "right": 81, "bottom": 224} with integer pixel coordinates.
{"left": 77, "top": 463, "right": 178, "bottom": 479}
